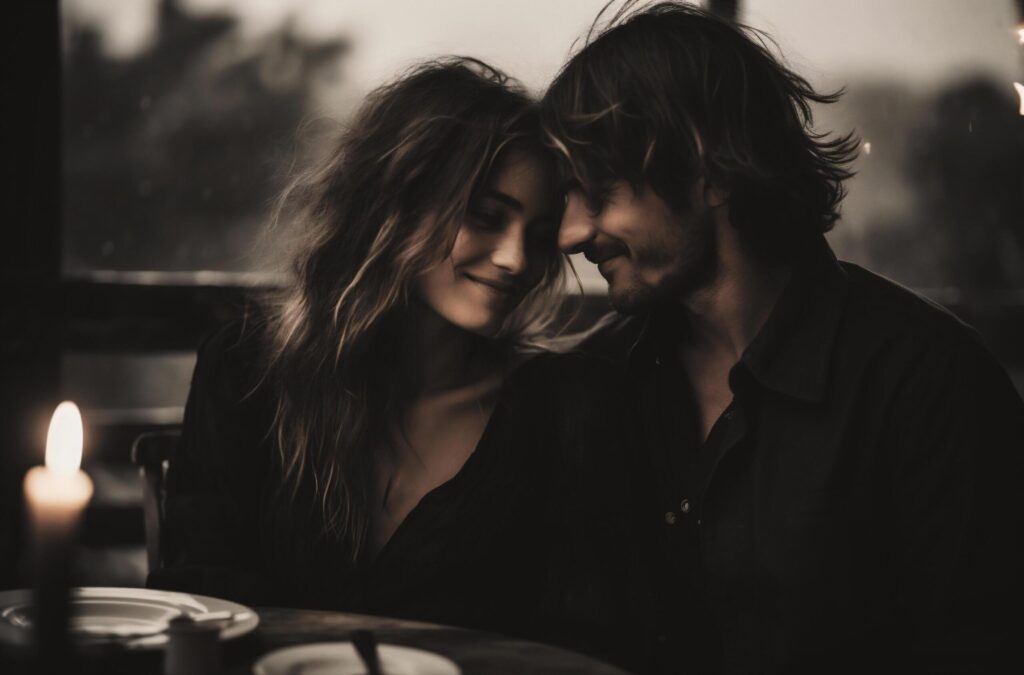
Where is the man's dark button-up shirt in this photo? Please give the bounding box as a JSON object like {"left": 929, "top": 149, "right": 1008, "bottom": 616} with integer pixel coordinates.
{"left": 584, "top": 241, "right": 1024, "bottom": 674}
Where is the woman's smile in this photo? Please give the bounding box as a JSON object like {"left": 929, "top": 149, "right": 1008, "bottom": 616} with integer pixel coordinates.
{"left": 462, "top": 271, "right": 517, "bottom": 296}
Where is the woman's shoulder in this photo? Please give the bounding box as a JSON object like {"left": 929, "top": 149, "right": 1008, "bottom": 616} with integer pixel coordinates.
{"left": 198, "top": 313, "right": 266, "bottom": 366}
{"left": 177, "top": 312, "right": 277, "bottom": 478}
{"left": 191, "top": 311, "right": 272, "bottom": 409}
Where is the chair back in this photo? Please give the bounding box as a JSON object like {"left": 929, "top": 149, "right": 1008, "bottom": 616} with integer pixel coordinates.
{"left": 130, "top": 429, "right": 181, "bottom": 573}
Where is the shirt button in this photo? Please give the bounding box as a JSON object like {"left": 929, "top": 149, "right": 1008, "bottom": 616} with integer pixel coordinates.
{"left": 664, "top": 511, "right": 677, "bottom": 525}
{"left": 654, "top": 355, "right": 662, "bottom": 366}
{"left": 680, "top": 498, "right": 691, "bottom": 514}
{"left": 722, "top": 409, "right": 735, "bottom": 421}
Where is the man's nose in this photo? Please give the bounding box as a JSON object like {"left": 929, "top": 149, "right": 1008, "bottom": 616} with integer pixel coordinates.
{"left": 558, "top": 192, "right": 597, "bottom": 254}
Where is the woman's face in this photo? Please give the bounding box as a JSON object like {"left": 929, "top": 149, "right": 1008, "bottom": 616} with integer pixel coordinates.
{"left": 417, "top": 149, "right": 560, "bottom": 336}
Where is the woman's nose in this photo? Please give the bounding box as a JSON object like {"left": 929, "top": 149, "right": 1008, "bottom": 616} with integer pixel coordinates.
{"left": 490, "top": 225, "right": 527, "bottom": 275}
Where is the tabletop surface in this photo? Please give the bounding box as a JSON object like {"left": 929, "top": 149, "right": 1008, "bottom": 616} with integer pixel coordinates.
{"left": 2, "top": 605, "right": 634, "bottom": 675}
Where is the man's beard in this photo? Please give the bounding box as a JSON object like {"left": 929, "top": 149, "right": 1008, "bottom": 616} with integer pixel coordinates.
{"left": 608, "top": 208, "right": 719, "bottom": 314}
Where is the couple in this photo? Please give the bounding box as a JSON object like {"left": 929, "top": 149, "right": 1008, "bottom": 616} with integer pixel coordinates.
{"left": 150, "top": 4, "right": 1024, "bottom": 674}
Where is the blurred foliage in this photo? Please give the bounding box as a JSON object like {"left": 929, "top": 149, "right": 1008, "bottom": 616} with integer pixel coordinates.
{"left": 62, "top": 0, "right": 348, "bottom": 273}
{"left": 847, "top": 78, "right": 1024, "bottom": 290}
{"left": 907, "top": 80, "right": 1024, "bottom": 289}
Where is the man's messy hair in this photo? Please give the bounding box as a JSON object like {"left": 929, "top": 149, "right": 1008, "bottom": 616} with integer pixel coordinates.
{"left": 542, "top": 1, "right": 859, "bottom": 263}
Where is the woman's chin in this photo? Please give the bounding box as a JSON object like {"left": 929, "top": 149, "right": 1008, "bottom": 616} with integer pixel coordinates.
{"left": 425, "top": 294, "right": 517, "bottom": 337}
{"left": 450, "top": 308, "right": 509, "bottom": 338}
{"left": 462, "top": 317, "right": 504, "bottom": 338}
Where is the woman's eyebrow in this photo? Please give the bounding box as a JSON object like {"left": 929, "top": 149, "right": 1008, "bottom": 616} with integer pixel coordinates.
{"left": 478, "top": 189, "right": 522, "bottom": 210}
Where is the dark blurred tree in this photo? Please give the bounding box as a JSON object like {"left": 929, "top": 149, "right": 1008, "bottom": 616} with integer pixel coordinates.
{"left": 62, "top": 0, "right": 349, "bottom": 273}
{"left": 903, "top": 78, "right": 1024, "bottom": 289}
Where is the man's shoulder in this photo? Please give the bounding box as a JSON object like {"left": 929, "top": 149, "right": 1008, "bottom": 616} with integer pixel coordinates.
{"left": 838, "top": 261, "right": 984, "bottom": 352}
{"left": 830, "top": 262, "right": 1024, "bottom": 403}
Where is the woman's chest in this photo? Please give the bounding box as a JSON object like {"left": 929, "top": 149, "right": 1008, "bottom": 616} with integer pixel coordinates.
{"left": 370, "top": 394, "right": 498, "bottom": 555}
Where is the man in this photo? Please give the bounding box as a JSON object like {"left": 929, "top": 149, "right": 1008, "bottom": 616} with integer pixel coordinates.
{"left": 541, "top": 3, "right": 1024, "bottom": 674}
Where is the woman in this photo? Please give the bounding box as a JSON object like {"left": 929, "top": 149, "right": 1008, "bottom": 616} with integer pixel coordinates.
{"left": 149, "top": 58, "right": 650, "bottom": 663}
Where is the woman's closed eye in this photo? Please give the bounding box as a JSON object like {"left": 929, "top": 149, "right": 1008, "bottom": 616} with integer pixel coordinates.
{"left": 468, "top": 207, "right": 508, "bottom": 232}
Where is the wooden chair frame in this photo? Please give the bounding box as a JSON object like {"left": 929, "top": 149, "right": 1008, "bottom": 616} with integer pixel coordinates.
{"left": 130, "top": 428, "right": 181, "bottom": 573}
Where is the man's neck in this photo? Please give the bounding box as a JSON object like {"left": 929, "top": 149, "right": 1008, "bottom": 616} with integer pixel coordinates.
{"left": 671, "top": 225, "right": 791, "bottom": 442}
{"left": 678, "top": 227, "right": 791, "bottom": 364}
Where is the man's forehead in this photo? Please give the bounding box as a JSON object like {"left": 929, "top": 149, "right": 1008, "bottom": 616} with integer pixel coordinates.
{"left": 543, "top": 134, "right": 608, "bottom": 187}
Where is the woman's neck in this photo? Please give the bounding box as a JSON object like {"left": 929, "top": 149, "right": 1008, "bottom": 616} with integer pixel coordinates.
{"left": 402, "top": 299, "right": 506, "bottom": 396}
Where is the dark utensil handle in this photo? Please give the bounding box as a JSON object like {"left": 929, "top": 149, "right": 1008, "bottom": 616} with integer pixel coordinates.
{"left": 352, "top": 629, "right": 384, "bottom": 675}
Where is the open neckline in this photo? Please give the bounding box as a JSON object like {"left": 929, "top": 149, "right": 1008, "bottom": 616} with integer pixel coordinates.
{"left": 363, "top": 361, "right": 521, "bottom": 570}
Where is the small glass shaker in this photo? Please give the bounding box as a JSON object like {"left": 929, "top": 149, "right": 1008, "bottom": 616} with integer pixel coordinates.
{"left": 164, "top": 615, "right": 223, "bottom": 675}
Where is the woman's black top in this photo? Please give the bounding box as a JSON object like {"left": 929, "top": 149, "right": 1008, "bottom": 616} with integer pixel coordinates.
{"left": 148, "top": 320, "right": 654, "bottom": 667}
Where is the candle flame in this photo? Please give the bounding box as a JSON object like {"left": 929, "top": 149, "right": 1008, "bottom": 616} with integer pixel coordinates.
{"left": 45, "top": 401, "right": 83, "bottom": 475}
{"left": 1017, "top": 25, "right": 1024, "bottom": 45}
{"left": 862, "top": 141, "right": 872, "bottom": 155}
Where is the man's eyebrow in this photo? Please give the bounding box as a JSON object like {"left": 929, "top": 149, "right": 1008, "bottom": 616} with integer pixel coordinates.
{"left": 478, "top": 189, "right": 522, "bottom": 210}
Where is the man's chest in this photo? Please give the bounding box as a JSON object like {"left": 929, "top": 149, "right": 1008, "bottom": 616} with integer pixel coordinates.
{"left": 637, "top": 363, "right": 896, "bottom": 628}
{"left": 678, "top": 347, "right": 737, "bottom": 444}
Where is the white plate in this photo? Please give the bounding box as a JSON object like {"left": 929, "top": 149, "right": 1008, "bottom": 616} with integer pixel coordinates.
{"left": 253, "top": 641, "right": 461, "bottom": 675}
{"left": 0, "top": 586, "right": 258, "bottom": 650}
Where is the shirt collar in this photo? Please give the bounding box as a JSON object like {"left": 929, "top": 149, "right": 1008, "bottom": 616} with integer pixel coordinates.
{"left": 628, "top": 238, "right": 850, "bottom": 404}
{"left": 740, "top": 240, "right": 849, "bottom": 403}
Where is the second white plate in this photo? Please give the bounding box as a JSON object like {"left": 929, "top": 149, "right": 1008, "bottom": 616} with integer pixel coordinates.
{"left": 253, "top": 641, "right": 461, "bottom": 675}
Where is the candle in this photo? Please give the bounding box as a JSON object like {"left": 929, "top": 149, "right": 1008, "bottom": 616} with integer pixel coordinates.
{"left": 22, "top": 401, "right": 93, "bottom": 669}
{"left": 24, "top": 401, "right": 94, "bottom": 543}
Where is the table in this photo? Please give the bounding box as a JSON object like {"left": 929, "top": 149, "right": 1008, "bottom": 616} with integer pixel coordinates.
{"left": 3, "top": 606, "right": 634, "bottom": 674}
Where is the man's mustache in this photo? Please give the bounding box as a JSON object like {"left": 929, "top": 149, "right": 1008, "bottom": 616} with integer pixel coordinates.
{"left": 583, "top": 242, "right": 628, "bottom": 265}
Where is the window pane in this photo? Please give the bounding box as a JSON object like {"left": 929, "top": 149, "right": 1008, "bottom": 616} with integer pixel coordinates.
{"left": 61, "top": 1, "right": 1024, "bottom": 292}
{"left": 61, "top": 352, "right": 195, "bottom": 425}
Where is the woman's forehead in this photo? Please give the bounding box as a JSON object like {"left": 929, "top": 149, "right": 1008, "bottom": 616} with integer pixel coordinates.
{"left": 482, "top": 151, "right": 557, "bottom": 208}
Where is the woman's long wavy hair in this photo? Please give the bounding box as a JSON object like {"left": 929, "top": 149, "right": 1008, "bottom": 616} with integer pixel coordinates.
{"left": 261, "top": 58, "right": 566, "bottom": 564}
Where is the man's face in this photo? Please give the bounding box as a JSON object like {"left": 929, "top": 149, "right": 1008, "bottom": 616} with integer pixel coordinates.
{"left": 558, "top": 180, "right": 719, "bottom": 313}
